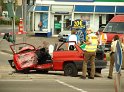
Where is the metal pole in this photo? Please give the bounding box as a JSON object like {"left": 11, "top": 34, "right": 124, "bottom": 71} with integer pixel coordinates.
{"left": 11, "top": 0, "right": 16, "bottom": 51}
{"left": 11, "top": 0, "right": 16, "bottom": 44}
{"left": 22, "top": 0, "right": 27, "bottom": 43}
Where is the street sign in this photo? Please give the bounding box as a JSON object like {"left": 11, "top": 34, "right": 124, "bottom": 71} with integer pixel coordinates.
{"left": 55, "top": 23, "right": 61, "bottom": 29}
{"left": 115, "top": 40, "right": 122, "bottom": 73}
{"left": 114, "top": 40, "right": 122, "bottom": 92}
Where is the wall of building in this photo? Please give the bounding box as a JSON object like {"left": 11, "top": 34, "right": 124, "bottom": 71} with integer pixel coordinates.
{"left": 29, "top": 0, "right": 124, "bottom": 36}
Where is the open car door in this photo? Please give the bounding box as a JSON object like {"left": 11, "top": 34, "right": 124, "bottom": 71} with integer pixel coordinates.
{"left": 10, "top": 43, "right": 37, "bottom": 70}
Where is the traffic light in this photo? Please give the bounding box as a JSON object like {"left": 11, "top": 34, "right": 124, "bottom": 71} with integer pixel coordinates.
{"left": 3, "top": 33, "right": 15, "bottom": 43}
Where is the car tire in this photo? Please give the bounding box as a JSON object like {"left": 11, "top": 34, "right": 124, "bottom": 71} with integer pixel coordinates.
{"left": 64, "top": 63, "right": 78, "bottom": 77}
{"left": 9, "top": 60, "right": 19, "bottom": 73}
{"left": 23, "top": 68, "right": 30, "bottom": 74}
{"left": 95, "top": 68, "right": 102, "bottom": 74}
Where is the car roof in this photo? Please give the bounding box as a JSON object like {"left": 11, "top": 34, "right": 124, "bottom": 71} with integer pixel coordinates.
{"left": 110, "top": 15, "right": 124, "bottom": 22}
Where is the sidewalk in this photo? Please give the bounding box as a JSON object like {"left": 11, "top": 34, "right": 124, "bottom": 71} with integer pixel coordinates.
{"left": 0, "top": 64, "right": 124, "bottom": 79}
{"left": 0, "top": 31, "right": 58, "bottom": 54}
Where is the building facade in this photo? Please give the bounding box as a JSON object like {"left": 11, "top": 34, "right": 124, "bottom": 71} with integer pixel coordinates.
{"left": 28, "top": 0, "right": 124, "bottom": 37}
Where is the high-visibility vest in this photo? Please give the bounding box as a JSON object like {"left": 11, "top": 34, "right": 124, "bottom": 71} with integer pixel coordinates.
{"left": 99, "top": 33, "right": 107, "bottom": 45}
{"left": 85, "top": 33, "right": 98, "bottom": 52}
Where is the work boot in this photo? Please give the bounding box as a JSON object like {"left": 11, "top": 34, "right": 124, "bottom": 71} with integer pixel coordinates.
{"left": 88, "top": 76, "right": 94, "bottom": 79}
{"left": 80, "top": 76, "right": 86, "bottom": 79}
{"left": 107, "top": 76, "right": 112, "bottom": 79}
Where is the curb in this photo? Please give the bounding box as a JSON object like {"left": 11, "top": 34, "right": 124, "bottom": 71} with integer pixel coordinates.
{"left": 0, "top": 50, "right": 13, "bottom": 54}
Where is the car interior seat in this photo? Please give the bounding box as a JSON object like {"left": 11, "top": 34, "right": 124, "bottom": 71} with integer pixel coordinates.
{"left": 69, "top": 45, "right": 75, "bottom": 50}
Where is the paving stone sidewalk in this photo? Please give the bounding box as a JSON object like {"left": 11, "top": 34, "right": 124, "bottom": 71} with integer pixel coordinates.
{"left": 0, "top": 32, "right": 58, "bottom": 54}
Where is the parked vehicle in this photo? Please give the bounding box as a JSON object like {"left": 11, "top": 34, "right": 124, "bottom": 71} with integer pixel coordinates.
{"left": 58, "top": 19, "right": 86, "bottom": 42}
{"left": 58, "top": 29, "right": 84, "bottom": 43}
{"left": 8, "top": 42, "right": 107, "bottom": 77}
{"left": 58, "top": 31, "right": 71, "bottom": 42}
{"left": 103, "top": 15, "right": 124, "bottom": 51}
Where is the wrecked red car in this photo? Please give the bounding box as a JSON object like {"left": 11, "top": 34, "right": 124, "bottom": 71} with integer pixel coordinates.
{"left": 8, "top": 42, "right": 107, "bottom": 77}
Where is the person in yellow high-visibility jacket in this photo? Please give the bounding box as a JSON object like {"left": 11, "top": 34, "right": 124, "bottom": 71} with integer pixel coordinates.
{"left": 97, "top": 28, "right": 107, "bottom": 51}
{"left": 80, "top": 28, "right": 98, "bottom": 79}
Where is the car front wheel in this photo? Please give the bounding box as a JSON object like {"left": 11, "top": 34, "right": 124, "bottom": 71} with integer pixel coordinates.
{"left": 64, "top": 63, "right": 78, "bottom": 77}
{"left": 95, "top": 68, "right": 102, "bottom": 74}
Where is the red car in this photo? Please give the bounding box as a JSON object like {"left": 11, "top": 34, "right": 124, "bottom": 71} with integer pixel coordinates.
{"left": 8, "top": 42, "right": 107, "bottom": 77}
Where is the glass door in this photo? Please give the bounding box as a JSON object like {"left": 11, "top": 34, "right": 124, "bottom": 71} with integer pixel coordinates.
{"left": 54, "top": 15, "right": 62, "bottom": 35}
{"left": 63, "top": 15, "right": 71, "bottom": 31}
{"left": 54, "top": 15, "right": 71, "bottom": 35}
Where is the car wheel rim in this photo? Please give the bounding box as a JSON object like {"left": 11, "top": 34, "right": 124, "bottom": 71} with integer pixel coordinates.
{"left": 67, "top": 67, "right": 73, "bottom": 75}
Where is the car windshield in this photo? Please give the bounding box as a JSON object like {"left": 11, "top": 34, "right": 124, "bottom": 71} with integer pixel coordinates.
{"left": 104, "top": 22, "right": 124, "bottom": 33}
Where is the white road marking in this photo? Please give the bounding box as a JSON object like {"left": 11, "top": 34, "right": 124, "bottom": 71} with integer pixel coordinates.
{"left": 0, "top": 79, "right": 33, "bottom": 82}
{"left": 56, "top": 80, "right": 87, "bottom": 92}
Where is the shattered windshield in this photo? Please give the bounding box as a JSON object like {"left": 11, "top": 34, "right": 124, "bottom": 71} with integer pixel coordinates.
{"left": 104, "top": 22, "right": 124, "bottom": 33}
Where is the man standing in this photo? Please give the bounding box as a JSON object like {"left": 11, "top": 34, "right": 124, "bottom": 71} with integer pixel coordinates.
{"left": 108, "top": 35, "right": 119, "bottom": 79}
{"left": 97, "top": 28, "right": 107, "bottom": 51}
{"left": 81, "top": 28, "right": 98, "bottom": 79}
{"left": 66, "top": 30, "right": 80, "bottom": 47}
{"left": 38, "top": 21, "right": 42, "bottom": 31}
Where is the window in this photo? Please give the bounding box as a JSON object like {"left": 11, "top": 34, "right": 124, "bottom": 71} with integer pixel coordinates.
{"left": 58, "top": 42, "right": 77, "bottom": 51}
{"left": 104, "top": 22, "right": 124, "bottom": 33}
{"left": 41, "top": 13, "right": 48, "bottom": 29}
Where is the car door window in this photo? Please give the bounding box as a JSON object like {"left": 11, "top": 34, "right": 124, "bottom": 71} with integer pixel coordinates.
{"left": 58, "top": 42, "right": 77, "bottom": 51}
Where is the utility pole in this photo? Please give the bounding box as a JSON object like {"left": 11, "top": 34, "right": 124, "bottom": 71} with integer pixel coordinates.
{"left": 22, "top": 0, "right": 27, "bottom": 43}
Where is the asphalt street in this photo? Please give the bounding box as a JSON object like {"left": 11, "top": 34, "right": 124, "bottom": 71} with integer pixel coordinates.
{"left": 0, "top": 78, "right": 115, "bottom": 92}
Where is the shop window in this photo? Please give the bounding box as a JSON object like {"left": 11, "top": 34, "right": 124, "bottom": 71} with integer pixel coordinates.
{"left": 63, "top": 15, "right": 71, "bottom": 31}
{"left": 40, "top": 13, "right": 48, "bottom": 29}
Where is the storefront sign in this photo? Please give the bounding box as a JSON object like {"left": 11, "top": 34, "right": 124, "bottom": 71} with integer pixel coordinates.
{"left": 72, "top": 19, "right": 86, "bottom": 29}
{"left": 55, "top": 0, "right": 94, "bottom": 2}
{"left": 55, "top": 23, "right": 61, "bottom": 29}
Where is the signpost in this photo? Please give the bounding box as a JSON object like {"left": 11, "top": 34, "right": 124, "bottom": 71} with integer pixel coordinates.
{"left": 114, "top": 40, "right": 122, "bottom": 92}
{"left": 22, "top": 0, "right": 27, "bottom": 43}
{"left": 3, "top": 0, "right": 16, "bottom": 44}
